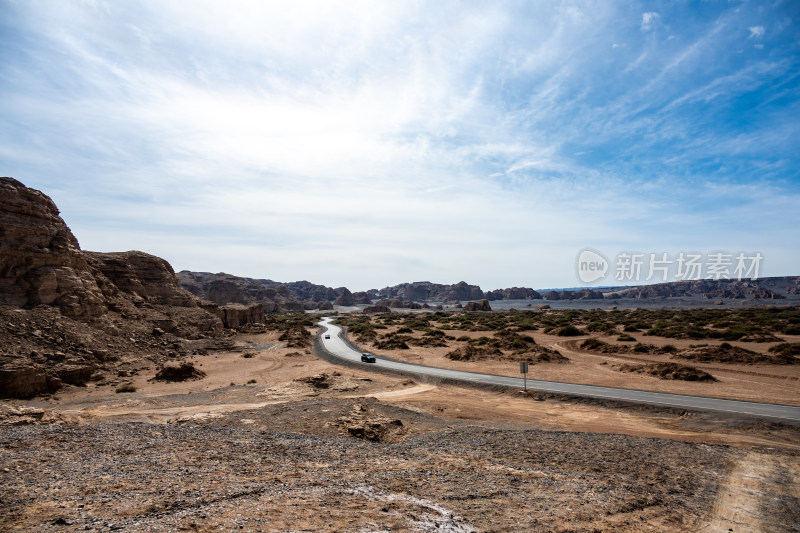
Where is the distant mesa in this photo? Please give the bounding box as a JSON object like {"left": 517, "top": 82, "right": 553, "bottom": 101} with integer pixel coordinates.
{"left": 485, "top": 287, "right": 542, "bottom": 300}
{"left": 605, "top": 279, "right": 789, "bottom": 300}
{"left": 542, "top": 289, "right": 603, "bottom": 301}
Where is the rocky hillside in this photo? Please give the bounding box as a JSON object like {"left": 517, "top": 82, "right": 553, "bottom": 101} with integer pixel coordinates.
{"left": 177, "top": 271, "right": 328, "bottom": 311}
{"left": 0, "top": 177, "right": 247, "bottom": 398}
{"left": 365, "top": 281, "right": 484, "bottom": 303}
{"left": 605, "top": 278, "right": 795, "bottom": 300}
{"left": 178, "top": 273, "right": 374, "bottom": 308}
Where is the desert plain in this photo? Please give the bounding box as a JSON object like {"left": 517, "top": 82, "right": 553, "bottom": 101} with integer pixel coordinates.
{"left": 2, "top": 308, "right": 799, "bottom": 532}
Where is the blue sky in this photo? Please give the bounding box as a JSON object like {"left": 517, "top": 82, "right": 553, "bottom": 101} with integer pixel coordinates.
{"left": 1, "top": 0, "right": 798, "bottom": 291}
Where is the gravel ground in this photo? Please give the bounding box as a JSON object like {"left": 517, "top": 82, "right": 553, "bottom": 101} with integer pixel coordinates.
{"left": 0, "top": 421, "right": 746, "bottom": 532}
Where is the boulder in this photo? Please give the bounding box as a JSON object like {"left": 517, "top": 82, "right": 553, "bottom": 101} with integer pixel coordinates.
{"left": 0, "top": 360, "right": 59, "bottom": 398}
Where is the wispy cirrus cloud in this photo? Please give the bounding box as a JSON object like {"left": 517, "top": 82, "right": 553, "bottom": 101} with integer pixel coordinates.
{"left": 0, "top": 0, "right": 798, "bottom": 289}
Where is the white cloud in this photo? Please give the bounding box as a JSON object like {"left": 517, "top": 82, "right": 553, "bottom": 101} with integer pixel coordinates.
{"left": 748, "top": 25, "right": 765, "bottom": 38}
{"left": 641, "top": 11, "right": 660, "bottom": 31}
{"left": 1, "top": 0, "right": 797, "bottom": 289}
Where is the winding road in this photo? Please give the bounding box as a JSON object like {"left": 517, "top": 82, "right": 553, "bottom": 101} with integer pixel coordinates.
{"left": 318, "top": 317, "right": 800, "bottom": 423}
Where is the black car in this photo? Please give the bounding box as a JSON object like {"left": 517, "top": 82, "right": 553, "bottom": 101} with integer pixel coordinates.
{"left": 360, "top": 353, "right": 376, "bottom": 363}
{"left": 324, "top": 334, "right": 330, "bottom": 339}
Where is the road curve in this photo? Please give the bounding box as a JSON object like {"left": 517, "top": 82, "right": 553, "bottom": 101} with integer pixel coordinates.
{"left": 317, "top": 317, "right": 800, "bottom": 424}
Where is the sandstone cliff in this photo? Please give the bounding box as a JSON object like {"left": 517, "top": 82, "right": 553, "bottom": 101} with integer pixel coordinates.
{"left": 0, "top": 178, "right": 107, "bottom": 318}
{"left": 0, "top": 178, "right": 227, "bottom": 398}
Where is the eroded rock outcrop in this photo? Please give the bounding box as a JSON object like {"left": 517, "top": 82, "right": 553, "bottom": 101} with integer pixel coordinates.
{"left": 543, "top": 289, "right": 604, "bottom": 301}
{"left": 0, "top": 178, "right": 224, "bottom": 398}
{"left": 608, "top": 279, "right": 787, "bottom": 300}
{"left": 334, "top": 287, "right": 355, "bottom": 306}
{"left": 485, "top": 287, "right": 542, "bottom": 300}
{"left": 0, "top": 177, "right": 107, "bottom": 318}
{"left": 177, "top": 271, "right": 305, "bottom": 312}
{"left": 213, "top": 303, "right": 265, "bottom": 328}
{"left": 462, "top": 299, "right": 492, "bottom": 312}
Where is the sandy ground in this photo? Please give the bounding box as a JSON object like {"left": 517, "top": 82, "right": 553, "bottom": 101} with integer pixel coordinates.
{"left": 361, "top": 327, "right": 800, "bottom": 406}
{"left": 3, "top": 327, "right": 800, "bottom": 532}
{"left": 20, "top": 329, "right": 794, "bottom": 450}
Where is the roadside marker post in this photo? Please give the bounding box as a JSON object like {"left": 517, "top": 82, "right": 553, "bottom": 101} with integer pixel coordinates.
{"left": 520, "top": 361, "right": 529, "bottom": 392}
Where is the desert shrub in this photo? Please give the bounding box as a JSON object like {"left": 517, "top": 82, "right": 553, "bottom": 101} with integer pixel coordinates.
{"left": 616, "top": 362, "right": 716, "bottom": 382}
{"left": 623, "top": 324, "right": 639, "bottom": 332}
{"left": 581, "top": 338, "right": 607, "bottom": 350}
{"left": 115, "top": 383, "right": 136, "bottom": 393}
{"left": 373, "top": 332, "right": 411, "bottom": 350}
{"left": 154, "top": 362, "right": 206, "bottom": 382}
{"left": 278, "top": 325, "right": 312, "bottom": 348}
{"left": 396, "top": 327, "right": 413, "bottom": 334}
{"left": 769, "top": 342, "right": 800, "bottom": 356}
{"left": 557, "top": 325, "right": 582, "bottom": 337}
{"left": 262, "top": 312, "right": 318, "bottom": 330}
{"left": 617, "top": 334, "right": 636, "bottom": 342}
{"left": 241, "top": 352, "right": 256, "bottom": 358}
{"left": 247, "top": 379, "right": 257, "bottom": 384}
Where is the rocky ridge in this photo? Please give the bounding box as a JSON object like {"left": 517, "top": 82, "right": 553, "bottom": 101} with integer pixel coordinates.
{"left": 0, "top": 178, "right": 241, "bottom": 398}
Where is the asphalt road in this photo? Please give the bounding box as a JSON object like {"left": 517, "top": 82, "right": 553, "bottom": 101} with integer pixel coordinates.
{"left": 318, "top": 317, "right": 800, "bottom": 423}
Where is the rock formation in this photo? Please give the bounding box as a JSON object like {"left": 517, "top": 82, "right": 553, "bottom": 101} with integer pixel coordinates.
{"left": 607, "top": 279, "right": 788, "bottom": 300}
{"left": 0, "top": 178, "right": 226, "bottom": 398}
{"left": 213, "top": 303, "right": 265, "bottom": 328}
{"left": 462, "top": 299, "right": 492, "bottom": 312}
{"left": 334, "top": 287, "right": 356, "bottom": 306}
{"left": 485, "top": 287, "right": 542, "bottom": 300}
{"left": 375, "top": 299, "right": 422, "bottom": 309}
{"left": 0, "top": 177, "right": 107, "bottom": 318}
{"left": 352, "top": 291, "right": 373, "bottom": 304}
{"left": 543, "top": 289, "right": 604, "bottom": 301}
{"left": 366, "top": 281, "right": 485, "bottom": 303}
{"left": 258, "top": 279, "right": 340, "bottom": 302}
{"left": 177, "top": 271, "right": 305, "bottom": 312}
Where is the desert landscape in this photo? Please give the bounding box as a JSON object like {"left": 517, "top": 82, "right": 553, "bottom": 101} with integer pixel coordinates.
{"left": 4, "top": 1, "right": 800, "bottom": 531}
{"left": 2, "top": 178, "right": 800, "bottom": 532}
